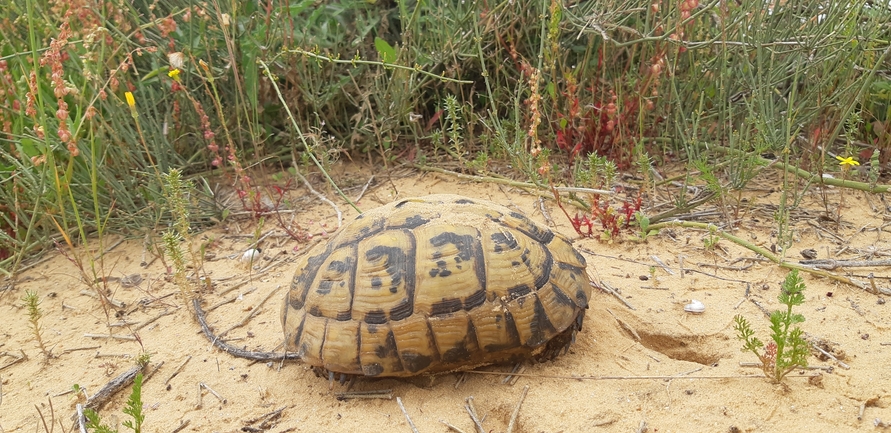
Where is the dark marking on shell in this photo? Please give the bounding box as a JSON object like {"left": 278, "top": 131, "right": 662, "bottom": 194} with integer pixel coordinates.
{"left": 533, "top": 246, "right": 553, "bottom": 289}
{"left": 389, "top": 298, "right": 413, "bottom": 321}
{"left": 575, "top": 289, "right": 589, "bottom": 307}
{"left": 549, "top": 282, "right": 577, "bottom": 308}
{"left": 384, "top": 330, "right": 404, "bottom": 372}
{"left": 497, "top": 211, "right": 555, "bottom": 244}
{"left": 316, "top": 280, "right": 334, "bottom": 295}
{"left": 442, "top": 339, "right": 471, "bottom": 363}
{"left": 464, "top": 288, "right": 487, "bottom": 311}
{"left": 336, "top": 310, "right": 352, "bottom": 321}
{"left": 365, "top": 245, "right": 408, "bottom": 285}
{"left": 430, "top": 232, "right": 474, "bottom": 261}
{"left": 507, "top": 284, "right": 532, "bottom": 301}
{"left": 364, "top": 309, "right": 387, "bottom": 324}
{"left": 402, "top": 352, "right": 433, "bottom": 373}
{"left": 308, "top": 305, "right": 323, "bottom": 317}
{"left": 328, "top": 259, "right": 351, "bottom": 274}
{"left": 290, "top": 249, "right": 331, "bottom": 310}
{"left": 483, "top": 310, "right": 521, "bottom": 353}
{"left": 454, "top": 198, "right": 475, "bottom": 204}
{"left": 528, "top": 296, "right": 557, "bottom": 346}
{"left": 425, "top": 317, "right": 443, "bottom": 362}
{"left": 362, "top": 363, "right": 384, "bottom": 376}
{"left": 400, "top": 214, "right": 429, "bottom": 229}
{"left": 466, "top": 319, "right": 481, "bottom": 357}
{"left": 431, "top": 297, "right": 463, "bottom": 316}
{"left": 292, "top": 312, "right": 307, "bottom": 349}
{"left": 491, "top": 232, "right": 519, "bottom": 253}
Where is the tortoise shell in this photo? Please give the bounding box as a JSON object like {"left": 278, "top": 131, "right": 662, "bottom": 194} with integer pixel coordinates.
{"left": 282, "top": 194, "right": 590, "bottom": 377}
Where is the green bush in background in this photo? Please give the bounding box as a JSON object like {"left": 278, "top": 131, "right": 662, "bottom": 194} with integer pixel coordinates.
{"left": 0, "top": 0, "right": 889, "bottom": 275}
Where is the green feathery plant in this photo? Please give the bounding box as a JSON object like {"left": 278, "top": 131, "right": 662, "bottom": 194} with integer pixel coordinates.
{"left": 23, "top": 290, "right": 50, "bottom": 360}
{"left": 160, "top": 169, "right": 203, "bottom": 303}
{"left": 734, "top": 269, "right": 809, "bottom": 383}
{"left": 443, "top": 94, "right": 464, "bottom": 160}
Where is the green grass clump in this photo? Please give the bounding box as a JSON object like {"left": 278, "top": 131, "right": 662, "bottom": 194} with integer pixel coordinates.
{"left": 734, "top": 269, "right": 810, "bottom": 383}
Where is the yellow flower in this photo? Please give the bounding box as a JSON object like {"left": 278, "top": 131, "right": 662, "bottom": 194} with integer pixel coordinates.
{"left": 168, "top": 68, "right": 181, "bottom": 81}
{"left": 125, "top": 91, "right": 138, "bottom": 119}
{"left": 836, "top": 155, "right": 860, "bottom": 167}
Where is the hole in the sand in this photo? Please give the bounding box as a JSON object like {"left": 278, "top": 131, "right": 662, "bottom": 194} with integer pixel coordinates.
{"left": 635, "top": 331, "right": 724, "bottom": 365}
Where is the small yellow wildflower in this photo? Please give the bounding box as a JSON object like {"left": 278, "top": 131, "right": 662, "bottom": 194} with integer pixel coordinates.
{"left": 125, "top": 91, "right": 138, "bottom": 119}
{"left": 836, "top": 155, "right": 859, "bottom": 167}
{"left": 168, "top": 68, "right": 181, "bottom": 81}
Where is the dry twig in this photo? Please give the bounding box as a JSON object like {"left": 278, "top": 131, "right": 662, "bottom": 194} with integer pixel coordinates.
{"left": 464, "top": 397, "right": 486, "bottom": 433}
{"left": 594, "top": 281, "right": 635, "bottom": 310}
{"left": 397, "top": 397, "right": 420, "bottom": 433}
{"left": 194, "top": 299, "right": 299, "bottom": 362}
{"left": 506, "top": 385, "right": 529, "bottom": 433}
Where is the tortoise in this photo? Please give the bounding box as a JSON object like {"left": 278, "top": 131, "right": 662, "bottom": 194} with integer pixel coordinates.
{"left": 282, "top": 194, "right": 591, "bottom": 377}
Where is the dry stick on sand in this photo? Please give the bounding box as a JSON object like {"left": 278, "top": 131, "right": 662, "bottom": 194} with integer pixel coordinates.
{"left": 465, "top": 396, "right": 486, "bottom": 433}
{"left": 799, "top": 258, "right": 891, "bottom": 270}
{"left": 193, "top": 298, "right": 299, "bottom": 362}
{"left": 0, "top": 350, "right": 26, "bottom": 371}
{"left": 133, "top": 308, "right": 176, "bottom": 331}
{"left": 413, "top": 164, "right": 613, "bottom": 199}
{"left": 217, "top": 286, "right": 282, "bottom": 339}
{"left": 506, "top": 385, "right": 529, "bottom": 433}
{"left": 206, "top": 287, "right": 258, "bottom": 313}
{"left": 215, "top": 254, "right": 293, "bottom": 298}
{"left": 72, "top": 365, "right": 142, "bottom": 419}
{"left": 199, "top": 382, "right": 227, "bottom": 404}
{"left": 353, "top": 175, "right": 375, "bottom": 202}
{"left": 650, "top": 255, "right": 675, "bottom": 275}
{"left": 397, "top": 397, "right": 420, "bottom": 433}
{"left": 645, "top": 220, "right": 889, "bottom": 295}
{"left": 295, "top": 170, "right": 343, "bottom": 228}
{"left": 84, "top": 333, "right": 137, "bottom": 341}
{"left": 170, "top": 419, "right": 190, "bottom": 433}
{"left": 165, "top": 355, "right": 192, "bottom": 385}
{"left": 440, "top": 419, "right": 469, "bottom": 433}
{"left": 335, "top": 389, "right": 394, "bottom": 400}
{"left": 461, "top": 369, "right": 820, "bottom": 381}
{"left": 594, "top": 280, "right": 636, "bottom": 310}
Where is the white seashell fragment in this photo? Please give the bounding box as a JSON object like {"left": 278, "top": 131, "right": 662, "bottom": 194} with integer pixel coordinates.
{"left": 239, "top": 248, "right": 262, "bottom": 267}
{"left": 684, "top": 299, "right": 705, "bottom": 314}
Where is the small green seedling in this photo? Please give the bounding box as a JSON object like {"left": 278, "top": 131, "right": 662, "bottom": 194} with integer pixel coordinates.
{"left": 23, "top": 290, "right": 51, "bottom": 360}
{"left": 734, "top": 269, "right": 809, "bottom": 383}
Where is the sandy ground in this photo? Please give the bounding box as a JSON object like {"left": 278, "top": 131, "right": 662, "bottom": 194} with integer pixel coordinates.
{"left": 2, "top": 162, "right": 890, "bottom": 433}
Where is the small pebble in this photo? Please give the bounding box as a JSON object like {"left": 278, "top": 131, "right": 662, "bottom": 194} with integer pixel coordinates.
{"left": 878, "top": 297, "right": 885, "bottom": 305}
